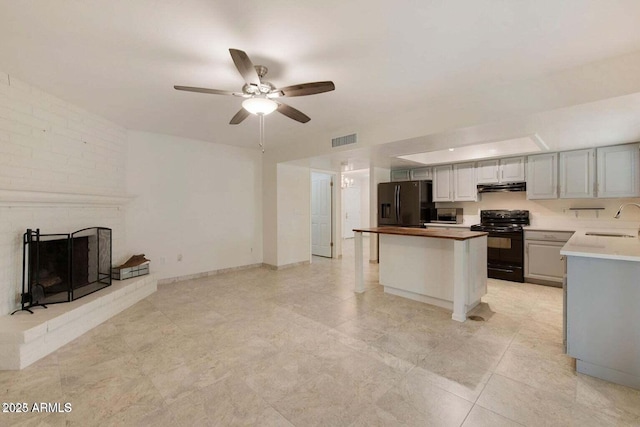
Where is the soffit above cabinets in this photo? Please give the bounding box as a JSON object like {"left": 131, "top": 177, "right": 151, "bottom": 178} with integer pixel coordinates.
{"left": 397, "top": 134, "right": 549, "bottom": 166}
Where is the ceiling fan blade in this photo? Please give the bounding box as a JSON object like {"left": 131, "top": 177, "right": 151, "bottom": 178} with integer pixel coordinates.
{"left": 229, "top": 108, "right": 250, "bottom": 125}
{"left": 277, "top": 81, "right": 335, "bottom": 97}
{"left": 276, "top": 102, "right": 311, "bottom": 123}
{"left": 229, "top": 49, "right": 261, "bottom": 86}
{"left": 174, "top": 85, "right": 241, "bottom": 96}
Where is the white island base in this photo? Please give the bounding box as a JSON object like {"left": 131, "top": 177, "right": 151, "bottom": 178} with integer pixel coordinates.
{"left": 380, "top": 233, "right": 487, "bottom": 319}
{"left": 354, "top": 227, "right": 487, "bottom": 322}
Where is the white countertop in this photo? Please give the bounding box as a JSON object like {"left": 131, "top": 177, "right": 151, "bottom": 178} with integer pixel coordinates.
{"left": 561, "top": 229, "right": 640, "bottom": 262}
{"left": 524, "top": 226, "right": 576, "bottom": 232}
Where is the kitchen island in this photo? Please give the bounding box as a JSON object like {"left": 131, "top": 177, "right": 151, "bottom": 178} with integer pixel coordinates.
{"left": 561, "top": 229, "right": 640, "bottom": 390}
{"left": 353, "top": 227, "right": 487, "bottom": 322}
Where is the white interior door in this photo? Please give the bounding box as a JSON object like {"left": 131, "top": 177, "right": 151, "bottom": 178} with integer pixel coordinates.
{"left": 342, "top": 186, "right": 361, "bottom": 238}
{"left": 312, "top": 173, "right": 332, "bottom": 257}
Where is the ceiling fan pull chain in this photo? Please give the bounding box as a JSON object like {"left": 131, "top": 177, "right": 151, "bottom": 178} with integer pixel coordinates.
{"left": 259, "top": 113, "right": 265, "bottom": 153}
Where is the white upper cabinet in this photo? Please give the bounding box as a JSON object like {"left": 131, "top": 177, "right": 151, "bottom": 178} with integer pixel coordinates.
{"left": 390, "top": 169, "right": 410, "bottom": 182}
{"left": 559, "top": 149, "right": 595, "bottom": 199}
{"left": 596, "top": 143, "right": 640, "bottom": 198}
{"left": 453, "top": 162, "right": 478, "bottom": 201}
{"left": 476, "top": 160, "right": 500, "bottom": 184}
{"left": 432, "top": 165, "right": 453, "bottom": 202}
{"left": 433, "top": 163, "right": 477, "bottom": 201}
{"left": 527, "top": 153, "right": 558, "bottom": 200}
{"left": 401, "top": 143, "right": 638, "bottom": 201}
{"left": 500, "top": 157, "right": 526, "bottom": 182}
{"left": 410, "top": 167, "right": 432, "bottom": 181}
{"left": 476, "top": 157, "right": 525, "bottom": 184}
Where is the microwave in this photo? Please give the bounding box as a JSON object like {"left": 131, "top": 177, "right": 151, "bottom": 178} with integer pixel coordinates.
{"left": 434, "top": 208, "right": 463, "bottom": 224}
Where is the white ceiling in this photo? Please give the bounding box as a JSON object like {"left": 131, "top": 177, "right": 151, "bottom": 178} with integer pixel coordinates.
{"left": 2, "top": 1, "right": 640, "bottom": 158}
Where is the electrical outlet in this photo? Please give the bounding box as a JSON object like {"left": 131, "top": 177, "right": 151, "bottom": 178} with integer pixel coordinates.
{"left": 160, "top": 257, "right": 166, "bottom": 265}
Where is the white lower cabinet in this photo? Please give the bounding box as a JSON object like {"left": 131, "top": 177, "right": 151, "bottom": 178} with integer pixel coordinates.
{"left": 524, "top": 230, "right": 573, "bottom": 286}
{"left": 565, "top": 255, "right": 640, "bottom": 389}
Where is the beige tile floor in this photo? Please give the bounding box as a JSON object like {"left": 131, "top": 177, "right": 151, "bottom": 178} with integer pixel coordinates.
{"left": 1, "top": 238, "right": 640, "bottom": 426}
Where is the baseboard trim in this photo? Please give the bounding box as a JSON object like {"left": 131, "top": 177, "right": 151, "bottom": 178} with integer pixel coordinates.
{"left": 524, "top": 277, "right": 562, "bottom": 288}
{"left": 262, "top": 260, "right": 310, "bottom": 270}
{"left": 157, "top": 263, "right": 263, "bottom": 285}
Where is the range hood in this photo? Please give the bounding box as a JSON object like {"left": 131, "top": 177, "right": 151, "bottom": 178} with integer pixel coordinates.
{"left": 477, "top": 182, "right": 526, "bottom": 193}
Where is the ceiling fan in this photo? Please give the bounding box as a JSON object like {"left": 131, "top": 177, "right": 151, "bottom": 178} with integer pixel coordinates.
{"left": 174, "top": 48, "right": 335, "bottom": 125}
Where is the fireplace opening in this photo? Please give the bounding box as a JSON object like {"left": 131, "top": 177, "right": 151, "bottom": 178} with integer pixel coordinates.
{"left": 18, "top": 228, "right": 112, "bottom": 310}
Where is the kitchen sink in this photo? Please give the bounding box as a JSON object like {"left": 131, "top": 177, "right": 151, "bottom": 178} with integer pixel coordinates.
{"left": 584, "top": 232, "right": 637, "bottom": 238}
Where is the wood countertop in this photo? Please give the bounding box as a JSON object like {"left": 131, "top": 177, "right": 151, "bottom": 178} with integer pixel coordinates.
{"left": 353, "top": 227, "right": 487, "bottom": 241}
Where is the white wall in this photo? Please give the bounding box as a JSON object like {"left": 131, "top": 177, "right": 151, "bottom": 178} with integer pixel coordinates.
{"left": 125, "top": 131, "right": 262, "bottom": 281}
{"left": 0, "top": 72, "right": 127, "bottom": 315}
{"left": 275, "top": 163, "right": 311, "bottom": 267}
{"left": 262, "top": 161, "right": 278, "bottom": 266}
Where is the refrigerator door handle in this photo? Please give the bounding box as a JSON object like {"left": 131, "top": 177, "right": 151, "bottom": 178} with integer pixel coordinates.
{"left": 395, "top": 185, "right": 400, "bottom": 222}
{"left": 393, "top": 186, "right": 397, "bottom": 221}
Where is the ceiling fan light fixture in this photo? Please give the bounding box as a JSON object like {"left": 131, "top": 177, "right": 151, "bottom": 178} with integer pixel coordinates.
{"left": 175, "top": 48, "right": 334, "bottom": 125}
{"left": 242, "top": 97, "right": 278, "bottom": 115}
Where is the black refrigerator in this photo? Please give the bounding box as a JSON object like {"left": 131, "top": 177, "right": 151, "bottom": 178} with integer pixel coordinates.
{"left": 378, "top": 180, "right": 436, "bottom": 227}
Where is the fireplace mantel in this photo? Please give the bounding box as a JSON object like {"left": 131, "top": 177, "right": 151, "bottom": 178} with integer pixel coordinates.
{"left": 0, "top": 189, "right": 135, "bottom": 207}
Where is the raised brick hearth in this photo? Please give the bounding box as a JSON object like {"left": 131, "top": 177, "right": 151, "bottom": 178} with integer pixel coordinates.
{"left": 0, "top": 274, "right": 156, "bottom": 370}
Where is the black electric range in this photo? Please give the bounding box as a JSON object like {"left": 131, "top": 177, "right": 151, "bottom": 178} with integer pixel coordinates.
{"left": 470, "top": 210, "right": 530, "bottom": 282}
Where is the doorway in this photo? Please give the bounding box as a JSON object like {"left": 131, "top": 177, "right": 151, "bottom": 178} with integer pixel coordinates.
{"left": 341, "top": 169, "right": 370, "bottom": 239}
{"left": 342, "top": 186, "right": 361, "bottom": 238}
{"left": 311, "top": 172, "right": 332, "bottom": 257}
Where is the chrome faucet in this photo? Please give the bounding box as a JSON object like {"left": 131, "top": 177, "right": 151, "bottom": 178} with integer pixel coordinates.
{"left": 614, "top": 203, "right": 640, "bottom": 219}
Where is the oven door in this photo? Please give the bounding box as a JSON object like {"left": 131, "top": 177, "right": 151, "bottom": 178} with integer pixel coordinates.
{"left": 486, "top": 232, "right": 524, "bottom": 282}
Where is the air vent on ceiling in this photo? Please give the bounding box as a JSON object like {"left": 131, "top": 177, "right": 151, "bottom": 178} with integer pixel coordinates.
{"left": 332, "top": 133, "right": 357, "bottom": 148}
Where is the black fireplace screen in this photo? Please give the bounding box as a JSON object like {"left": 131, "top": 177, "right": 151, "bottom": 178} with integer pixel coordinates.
{"left": 22, "top": 227, "right": 112, "bottom": 307}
